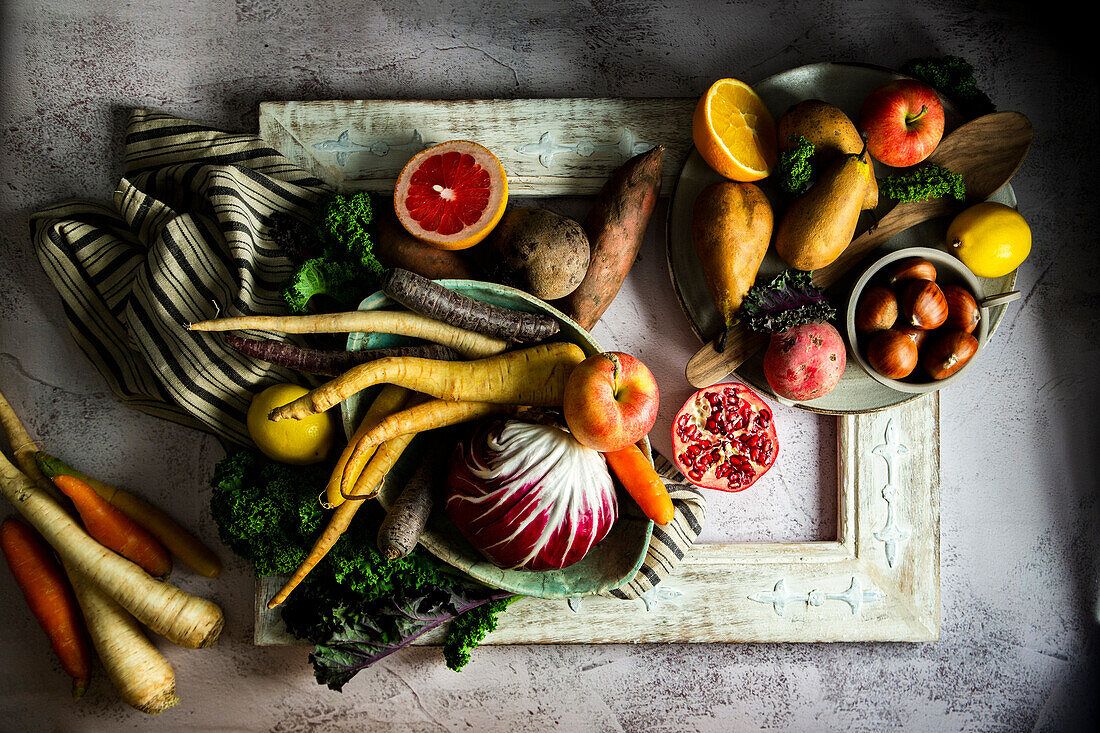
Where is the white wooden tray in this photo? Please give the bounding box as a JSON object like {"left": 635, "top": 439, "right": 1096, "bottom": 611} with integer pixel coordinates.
{"left": 254, "top": 98, "right": 939, "bottom": 645}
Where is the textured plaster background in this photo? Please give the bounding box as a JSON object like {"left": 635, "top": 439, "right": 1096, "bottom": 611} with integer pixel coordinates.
{"left": 1, "top": 1, "right": 1097, "bottom": 731}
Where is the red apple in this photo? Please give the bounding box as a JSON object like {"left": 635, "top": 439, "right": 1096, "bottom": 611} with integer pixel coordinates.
{"left": 859, "top": 80, "right": 945, "bottom": 167}
{"left": 563, "top": 352, "right": 659, "bottom": 452}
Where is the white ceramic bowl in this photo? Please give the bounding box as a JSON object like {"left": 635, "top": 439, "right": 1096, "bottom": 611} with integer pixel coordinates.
{"left": 846, "top": 247, "right": 992, "bottom": 394}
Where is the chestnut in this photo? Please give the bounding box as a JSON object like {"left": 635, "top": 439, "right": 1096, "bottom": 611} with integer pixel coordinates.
{"left": 895, "top": 325, "right": 931, "bottom": 351}
{"left": 866, "top": 329, "right": 919, "bottom": 379}
{"left": 942, "top": 284, "right": 981, "bottom": 334}
{"left": 900, "top": 280, "right": 948, "bottom": 330}
{"left": 855, "top": 285, "right": 899, "bottom": 334}
{"left": 888, "top": 257, "right": 938, "bottom": 286}
{"left": 923, "top": 330, "right": 979, "bottom": 380}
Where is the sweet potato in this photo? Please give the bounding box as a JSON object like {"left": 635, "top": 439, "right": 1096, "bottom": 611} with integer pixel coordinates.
{"left": 485, "top": 208, "right": 590, "bottom": 300}
{"left": 556, "top": 146, "right": 663, "bottom": 330}
{"left": 371, "top": 206, "right": 480, "bottom": 280}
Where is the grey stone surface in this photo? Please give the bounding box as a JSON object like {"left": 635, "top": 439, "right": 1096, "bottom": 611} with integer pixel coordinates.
{"left": 1, "top": 1, "right": 1097, "bottom": 730}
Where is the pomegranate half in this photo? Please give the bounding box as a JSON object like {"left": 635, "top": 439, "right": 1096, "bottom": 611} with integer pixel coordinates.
{"left": 671, "top": 382, "right": 778, "bottom": 492}
{"left": 394, "top": 140, "right": 508, "bottom": 250}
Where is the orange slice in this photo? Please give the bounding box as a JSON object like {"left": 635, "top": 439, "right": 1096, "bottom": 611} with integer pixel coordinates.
{"left": 692, "top": 79, "right": 778, "bottom": 181}
{"left": 394, "top": 140, "right": 508, "bottom": 250}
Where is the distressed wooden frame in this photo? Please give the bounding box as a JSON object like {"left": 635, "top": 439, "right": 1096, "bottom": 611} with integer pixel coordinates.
{"left": 254, "top": 100, "right": 940, "bottom": 645}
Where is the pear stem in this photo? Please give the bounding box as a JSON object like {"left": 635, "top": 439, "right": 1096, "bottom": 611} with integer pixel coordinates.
{"left": 857, "top": 132, "right": 870, "bottom": 162}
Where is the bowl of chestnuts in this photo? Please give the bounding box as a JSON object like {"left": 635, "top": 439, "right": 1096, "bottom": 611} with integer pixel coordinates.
{"left": 845, "top": 247, "right": 1020, "bottom": 394}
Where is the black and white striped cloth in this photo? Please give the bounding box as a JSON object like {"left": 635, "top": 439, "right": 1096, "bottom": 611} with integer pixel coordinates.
{"left": 30, "top": 110, "right": 705, "bottom": 601}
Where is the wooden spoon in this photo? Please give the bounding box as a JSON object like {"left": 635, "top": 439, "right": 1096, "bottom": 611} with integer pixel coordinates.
{"left": 685, "top": 111, "right": 1033, "bottom": 388}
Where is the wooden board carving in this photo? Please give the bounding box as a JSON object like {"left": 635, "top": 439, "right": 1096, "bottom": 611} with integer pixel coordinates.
{"left": 254, "top": 99, "right": 940, "bottom": 645}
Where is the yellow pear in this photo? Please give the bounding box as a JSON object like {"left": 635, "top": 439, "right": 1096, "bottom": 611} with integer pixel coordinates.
{"left": 774, "top": 144, "right": 872, "bottom": 271}
{"left": 777, "top": 100, "right": 878, "bottom": 210}
{"left": 692, "top": 182, "right": 774, "bottom": 327}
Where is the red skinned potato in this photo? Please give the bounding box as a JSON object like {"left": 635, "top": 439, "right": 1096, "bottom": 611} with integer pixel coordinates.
{"left": 563, "top": 352, "right": 659, "bottom": 452}
{"left": 763, "top": 322, "right": 846, "bottom": 401}
{"left": 556, "top": 146, "right": 663, "bottom": 329}
{"left": 371, "top": 207, "right": 480, "bottom": 280}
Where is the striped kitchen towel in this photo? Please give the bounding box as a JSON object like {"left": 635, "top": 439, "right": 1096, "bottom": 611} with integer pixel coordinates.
{"left": 30, "top": 110, "right": 706, "bottom": 600}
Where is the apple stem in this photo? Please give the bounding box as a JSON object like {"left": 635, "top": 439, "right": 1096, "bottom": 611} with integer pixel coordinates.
{"left": 906, "top": 105, "right": 928, "bottom": 126}
{"left": 601, "top": 352, "right": 623, "bottom": 396}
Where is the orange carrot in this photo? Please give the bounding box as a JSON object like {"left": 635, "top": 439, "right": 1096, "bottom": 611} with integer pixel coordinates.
{"left": 51, "top": 475, "right": 172, "bottom": 578}
{"left": 604, "top": 444, "right": 675, "bottom": 526}
{"left": 1, "top": 516, "right": 93, "bottom": 700}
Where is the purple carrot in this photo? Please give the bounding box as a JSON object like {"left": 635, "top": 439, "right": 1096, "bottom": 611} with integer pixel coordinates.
{"left": 222, "top": 334, "right": 461, "bottom": 376}
{"left": 382, "top": 268, "right": 560, "bottom": 343}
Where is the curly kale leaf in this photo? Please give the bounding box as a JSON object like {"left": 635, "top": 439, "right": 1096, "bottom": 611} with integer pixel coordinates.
{"left": 309, "top": 585, "right": 514, "bottom": 691}
{"left": 881, "top": 163, "right": 966, "bottom": 203}
{"left": 281, "top": 192, "right": 385, "bottom": 313}
{"left": 316, "top": 192, "right": 385, "bottom": 280}
{"left": 208, "top": 450, "right": 327, "bottom": 576}
{"left": 776, "top": 136, "right": 816, "bottom": 195}
{"left": 741, "top": 269, "right": 836, "bottom": 334}
{"left": 443, "top": 595, "right": 521, "bottom": 671}
{"left": 269, "top": 212, "right": 323, "bottom": 263}
{"left": 901, "top": 55, "right": 995, "bottom": 119}
{"left": 283, "top": 257, "right": 366, "bottom": 313}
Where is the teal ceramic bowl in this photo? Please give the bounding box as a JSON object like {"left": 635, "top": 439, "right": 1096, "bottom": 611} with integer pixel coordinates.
{"left": 343, "top": 280, "right": 654, "bottom": 599}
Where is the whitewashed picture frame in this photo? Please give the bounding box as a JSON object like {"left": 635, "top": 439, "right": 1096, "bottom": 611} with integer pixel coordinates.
{"left": 254, "top": 99, "right": 940, "bottom": 645}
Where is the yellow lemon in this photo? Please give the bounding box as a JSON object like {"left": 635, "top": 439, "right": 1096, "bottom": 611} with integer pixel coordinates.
{"left": 947, "top": 202, "right": 1031, "bottom": 278}
{"left": 247, "top": 384, "right": 336, "bottom": 465}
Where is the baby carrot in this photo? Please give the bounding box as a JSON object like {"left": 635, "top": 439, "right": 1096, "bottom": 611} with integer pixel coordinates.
{"left": 51, "top": 474, "right": 172, "bottom": 578}
{"left": 1, "top": 516, "right": 93, "bottom": 700}
{"left": 603, "top": 444, "right": 675, "bottom": 526}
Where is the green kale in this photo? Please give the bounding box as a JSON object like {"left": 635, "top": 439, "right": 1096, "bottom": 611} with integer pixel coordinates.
{"left": 208, "top": 450, "right": 328, "bottom": 576}
{"left": 775, "top": 136, "right": 816, "bottom": 195}
{"left": 881, "top": 163, "right": 966, "bottom": 203}
{"left": 209, "top": 447, "right": 516, "bottom": 686}
{"left": 901, "top": 56, "right": 995, "bottom": 119}
{"left": 740, "top": 269, "right": 836, "bottom": 334}
{"left": 283, "top": 257, "right": 365, "bottom": 313}
{"left": 281, "top": 192, "right": 385, "bottom": 313}
{"left": 443, "top": 595, "right": 521, "bottom": 671}
{"left": 316, "top": 192, "right": 385, "bottom": 280}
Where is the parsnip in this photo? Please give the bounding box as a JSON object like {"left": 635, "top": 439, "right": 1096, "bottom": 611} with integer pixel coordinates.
{"left": 0, "top": 454, "right": 223, "bottom": 649}
{"left": 270, "top": 342, "right": 585, "bottom": 422}
{"left": 187, "top": 310, "right": 509, "bottom": 359}
{"left": 67, "top": 566, "right": 179, "bottom": 714}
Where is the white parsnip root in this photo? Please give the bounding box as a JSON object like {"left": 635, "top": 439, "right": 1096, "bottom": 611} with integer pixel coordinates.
{"left": 0, "top": 453, "right": 223, "bottom": 649}
{"left": 187, "top": 310, "right": 509, "bottom": 359}
{"left": 67, "top": 566, "right": 179, "bottom": 714}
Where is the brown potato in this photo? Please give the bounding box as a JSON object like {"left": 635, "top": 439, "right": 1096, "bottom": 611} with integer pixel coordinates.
{"left": 485, "top": 208, "right": 590, "bottom": 300}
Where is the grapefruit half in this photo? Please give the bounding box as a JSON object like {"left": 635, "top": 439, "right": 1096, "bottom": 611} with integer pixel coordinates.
{"left": 394, "top": 140, "right": 508, "bottom": 250}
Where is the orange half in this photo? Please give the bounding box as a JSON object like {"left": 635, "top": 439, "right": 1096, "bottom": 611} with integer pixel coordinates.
{"left": 693, "top": 79, "right": 778, "bottom": 181}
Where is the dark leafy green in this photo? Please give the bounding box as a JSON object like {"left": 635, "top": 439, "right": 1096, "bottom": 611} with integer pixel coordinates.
{"left": 901, "top": 55, "right": 995, "bottom": 120}
{"left": 741, "top": 269, "right": 835, "bottom": 334}
{"left": 280, "top": 192, "right": 385, "bottom": 313}
{"left": 209, "top": 448, "right": 515, "bottom": 687}
{"left": 881, "top": 163, "right": 966, "bottom": 203}
{"left": 775, "top": 135, "right": 816, "bottom": 195}
{"left": 309, "top": 585, "right": 514, "bottom": 691}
